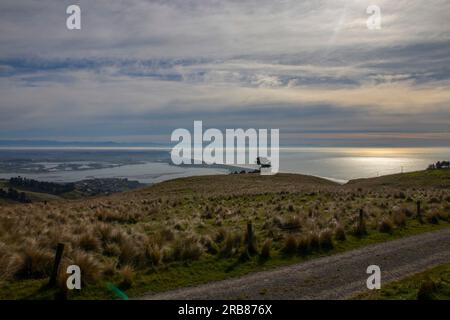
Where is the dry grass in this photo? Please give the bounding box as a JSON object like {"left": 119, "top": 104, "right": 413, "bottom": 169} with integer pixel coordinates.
{"left": 0, "top": 172, "right": 449, "bottom": 292}
{"left": 260, "top": 239, "right": 272, "bottom": 259}
{"left": 334, "top": 225, "right": 346, "bottom": 241}
{"left": 378, "top": 218, "right": 394, "bottom": 233}
{"left": 319, "top": 229, "right": 334, "bottom": 250}
{"left": 118, "top": 265, "right": 135, "bottom": 290}
{"left": 282, "top": 235, "right": 297, "bottom": 255}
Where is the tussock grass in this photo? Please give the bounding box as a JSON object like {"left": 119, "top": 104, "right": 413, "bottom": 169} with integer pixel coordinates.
{"left": 0, "top": 172, "right": 449, "bottom": 299}
{"left": 260, "top": 239, "right": 272, "bottom": 259}
{"left": 334, "top": 225, "right": 346, "bottom": 241}
{"left": 378, "top": 218, "right": 394, "bottom": 233}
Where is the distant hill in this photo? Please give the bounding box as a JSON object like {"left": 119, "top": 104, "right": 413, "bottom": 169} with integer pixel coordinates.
{"left": 0, "top": 140, "right": 167, "bottom": 148}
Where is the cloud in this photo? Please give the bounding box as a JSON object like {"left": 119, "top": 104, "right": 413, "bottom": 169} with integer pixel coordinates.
{"left": 0, "top": 0, "right": 449, "bottom": 146}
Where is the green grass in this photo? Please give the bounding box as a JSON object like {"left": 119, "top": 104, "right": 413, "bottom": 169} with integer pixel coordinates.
{"left": 356, "top": 262, "right": 450, "bottom": 300}
{"left": 348, "top": 168, "right": 450, "bottom": 189}
{"left": 2, "top": 221, "right": 448, "bottom": 300}
{"left": 1, "top": 170, "right": 449, "bottom": 300}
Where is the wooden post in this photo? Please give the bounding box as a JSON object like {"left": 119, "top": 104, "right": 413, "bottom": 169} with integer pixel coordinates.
{"left": 417, "top": 201, "right": 423, "bottom": 223}
{"left": 49, "top": 243, "right": 64, "bottom": 287}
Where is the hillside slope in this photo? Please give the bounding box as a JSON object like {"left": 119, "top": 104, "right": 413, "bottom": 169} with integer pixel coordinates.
{"left": 134, "top": 173, "right": 339, "bottom": 198}
{"left": 346, "top": 169, "right": 450, "bottom": 189}
{"left": 0, "top": 170, "right": 449, "bottom": 300}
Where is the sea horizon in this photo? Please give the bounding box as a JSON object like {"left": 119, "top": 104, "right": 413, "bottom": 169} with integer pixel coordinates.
{"left": 0, "top": 146, "right": 448, "bottom": 184}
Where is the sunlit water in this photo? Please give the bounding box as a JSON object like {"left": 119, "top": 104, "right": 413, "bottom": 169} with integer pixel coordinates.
{"left": 0, "top": 147, "right": 448, "bottom": 184}
{"left": 279, "top": 148, "right": 450, "bottom": 183}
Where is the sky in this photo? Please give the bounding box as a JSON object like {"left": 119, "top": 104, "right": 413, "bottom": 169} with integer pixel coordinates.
{"left": 0, "top": 0, "right": 449, "bottom": 147}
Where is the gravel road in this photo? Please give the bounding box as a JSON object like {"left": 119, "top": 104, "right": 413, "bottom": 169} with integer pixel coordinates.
{"left": 140, "top": 228, "right": 450, "bottom": 300}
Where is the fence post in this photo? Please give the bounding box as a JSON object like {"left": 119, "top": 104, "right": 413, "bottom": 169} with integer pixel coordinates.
{"left": 49, "top": 243, "right": 64, "bottom": 287}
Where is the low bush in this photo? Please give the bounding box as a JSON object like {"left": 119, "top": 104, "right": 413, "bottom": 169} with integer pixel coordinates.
{"left": 260, "top": 239, "right": 272, "bottom": 259}
{"left": 118, "top": 265, "right": 135, "bottom": 290}
{"left": 282, "top": 235, "right": 297, "bottom": 255}
{"left": 171, "top": 236, "right": 203, "bottom": 261}
{"left": 417, "top": 279, "right": 438, "bottom": 300}
{"left": 319, "top": 230, "right": 334, "bottom": 250}
{"left": 378, "top": 218, "right": 394, "bottom": 233}
{"left": 334, "top": 225, "right": 346, "bottom": 241}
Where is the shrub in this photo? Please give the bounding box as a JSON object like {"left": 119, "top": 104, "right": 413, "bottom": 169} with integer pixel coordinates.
{"left": 172, "top": 236, "right": 203, "bottom": 261}
{"left": 0, "top": 243, "right": 21, "bottom": 281}
{"left": 309, "top": 232, "right": 320, "bottom": 251}
{"left": 102, "top": 260, "right": 117, "bottom": 277}
{"left": 110, "top": 229, "right": 128, "bottom": 245}
{"left": 426, "top": 211, "right": 440, "bottom": 224}
{"left": 15, "top": 244, "right": 54, "bottom": 279}
{"left": 297, "top": 236, "right": 310, "bottom": 255}
{"left": 282, "top": 235, "right": 297, "bottom": 255}
{"left": 393, "top": 211, "right": 407, "bottom": 227}
{"left": 319, "top": 230, "right": 334, "bottom": 250}
{"left": 402, "top": 206, "right": 414, "bottom": 217}
{"left": 334, "top": 225, "right": 346, "bottom": 241}
{"left": 417, "top": 279, "right": 438, "bottom": 300}
{"left": 78, "top": 233, "right": 102, "bottom": 252}
{"left": 220, "top": 235, "right": 234, "bottom": 257}
{"left": 200, "top": 235, "right": 219, "bottom": 255}
{"left": 145, "top": 243, "right": 162, "bottom": 266}
{"left": 220, "top": 232, "right": 241, "bottom": 257}
{"left": 95, "top": 223, "right": 114, "bottom": 242}
{"left": 260, "top": 239, "right": 272, "bottom": 259}
{"left": 214, "top": 228, "right": 228, "bottom": 244}
{"left": 118, "top": 265, "right": 135, "bottom": 290}
{"left": 118, "top": 240, "right": 141, "bottom": 267}
{"left": 104, "top": 243, "right": 121, "bottom": 257}
{"left": 70, "top": 251, "right": 101, "bottom": 284}
{"left": 378, "top": 218, "right": 394, "bottom": 233}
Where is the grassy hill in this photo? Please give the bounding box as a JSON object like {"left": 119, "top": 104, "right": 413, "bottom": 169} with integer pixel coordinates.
{"left": 347, "top": 169, "right": 450, "bottom": 189}
{"left": 0, "top": 170, "right": 449, "bottom": 300}
{"left": 0, "top": 177, "right": 144, "bottom": 205}
{"left": 0, "top": 179, "right": 74, "bottom": 205}
{"left": 135, "top": 172, "right": 338, "bottom": 198}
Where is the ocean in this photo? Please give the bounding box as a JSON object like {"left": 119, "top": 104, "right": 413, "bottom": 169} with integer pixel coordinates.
{"left": 0, "top": 147, "right": 448, "bottom": 184}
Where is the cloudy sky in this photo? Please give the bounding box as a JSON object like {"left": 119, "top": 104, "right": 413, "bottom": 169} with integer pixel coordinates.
{"left": 0, "top": 0, "right": 449, "bottom": 146}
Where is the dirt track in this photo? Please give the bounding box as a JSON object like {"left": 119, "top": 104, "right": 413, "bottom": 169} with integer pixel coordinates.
{"left": 140, "top": 228, "right": 450, "bottom": 300}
